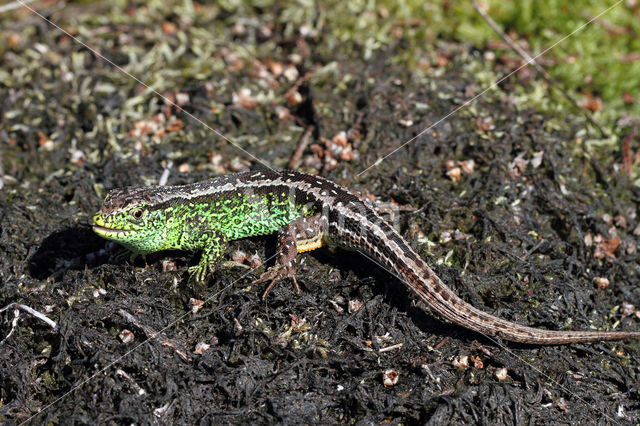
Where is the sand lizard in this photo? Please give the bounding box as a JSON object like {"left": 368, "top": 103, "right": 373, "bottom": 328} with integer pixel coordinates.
{"left": 92, "top": 169, "right": 640, "bottom": 344}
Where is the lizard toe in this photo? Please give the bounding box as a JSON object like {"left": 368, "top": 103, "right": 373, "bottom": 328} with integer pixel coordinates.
{"left": 254, "top": 264, "right": 300, "bottom": 300}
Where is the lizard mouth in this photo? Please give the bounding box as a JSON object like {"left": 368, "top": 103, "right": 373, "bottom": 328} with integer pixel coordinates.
{"left": 93, "top": 213, "right": 131, "bottom": 238}
{"left": 92, "top": 224, "right": 131, "bottom": 238}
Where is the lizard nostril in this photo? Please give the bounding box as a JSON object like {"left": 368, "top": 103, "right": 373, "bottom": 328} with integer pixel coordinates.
{"left": 93, "top": 214, "right": 105, "bottom": 226}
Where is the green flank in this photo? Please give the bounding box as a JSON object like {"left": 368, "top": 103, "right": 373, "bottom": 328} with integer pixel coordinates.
{"left": 93, "top": 189, "right": 309, "bottom": 281}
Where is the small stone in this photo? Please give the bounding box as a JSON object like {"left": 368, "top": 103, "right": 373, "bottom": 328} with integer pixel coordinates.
{"left": 178, "top": 163, "right": 191, "bottom": 173}
{"left": 382, "top": 369, "right": 399, "bottom": 387}
{"left": 446, "top": 167, "right": 462, "bottom": 182}
{"left": 229, "top": 157, "right": 250, "bottom": 172}
{"left": 275, "top": 106, "right": 292, "bottom": 121}
{"left": 231, "top": 250, "right": 247, "bottom": 263}
{"left": 8, "top": 33, "right": 20, "bottom": 47}
{"left": 119, "top": 329, "right": 134, "bottom": 344}
{"left": 70, "top": 149, "right": 86, "bottom": 165}
{"left": 189, "top": 298, "right": 205, "bottom": 314}
{"left": 175, "top": 92, "right": 190, "bottom": 106}
{"left": 509, "top": 153, "right": 528, "bottom": 179}
{"left": 248, "top": 253, "right": 262, "bottom": 269}
{"left": 440, "top": 230, "right": 452, "bottom": 244}
{"left": 454, "top": 230, "right": 471, "bottom": 240}
{"left": 531, "top": 151, "right": 544, "bottom": 168}
{"left": 452, "top": 355, "right": 469, "bottom": 369}
{"left": 555, "top": 397, "right": 568, "bottom": 412}
{"left": 162, "top": 260, "right": 177, "bottom": 272}
{"left": 231, "top": 22, "right": 245, "bottom": 35}
{"left": 471, "top": 356, "right": 484, "bottom": 369}
{"left": 458, "top": 159, "right": 475, "bottom": 174}
{"left": 283, "top": 65, "right": 299, "bottom": 82}
{"left": 162, "top": 21, "right": 177, "bottom": 35}
{"left": 339, "top": 145, "right": 355, "bottom": 161}
{"left": 232, "top": 88, "right": 257, "bottom": 108}
{"left": 622, "top": 302, "right": 635, "bottom": 317}
{"left": 285, "top": 90, "right": 303, "bottom": 106}
{"left": 332, "top": 131, "right": 347, "bottom": 146}
{"left": 594, "top": 277, "right": 610, "bottom": 290}
{"left": 288, "top": 53, "right": 303, "bottom": 64}
{"left": 194, "top": 342, "right": 211, "bottom": 355}
{"left": 495, "top": 367, "right": 508, "bottom": 381}
{"left": 348, "top": 300, "right": 363, "bottom": 313}
{"left": 266, "top": 60, "right": 284, "bottom": 77}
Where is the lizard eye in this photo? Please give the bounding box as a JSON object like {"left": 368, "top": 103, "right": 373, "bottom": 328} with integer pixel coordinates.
{"left": 132, "top": 208, "right": 144, "bottom": 220}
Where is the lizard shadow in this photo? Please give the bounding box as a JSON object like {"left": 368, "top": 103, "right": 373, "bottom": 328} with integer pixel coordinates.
{"left": 28, "top": 226, "right": 124, "bottom": 280}
{"left": 29, "top": 226, "right": 192, "bottom": 282}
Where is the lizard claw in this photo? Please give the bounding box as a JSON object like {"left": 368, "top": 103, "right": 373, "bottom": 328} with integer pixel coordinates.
{"left": 253, "top": 265, "right": 300, "bottom": 300}
{"left": 188, "top": 263, "right": 210, "bottom": 283}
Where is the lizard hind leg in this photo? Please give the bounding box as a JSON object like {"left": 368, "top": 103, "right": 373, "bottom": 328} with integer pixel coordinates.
{"left": 253, "top": 215, "right": 327, "bottom": 300}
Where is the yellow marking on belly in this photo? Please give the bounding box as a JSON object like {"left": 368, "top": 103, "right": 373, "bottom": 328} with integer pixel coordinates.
{"left": 296, "top": 235, "right": 324, "bottom": 253}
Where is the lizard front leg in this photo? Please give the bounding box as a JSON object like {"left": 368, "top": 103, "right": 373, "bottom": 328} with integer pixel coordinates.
{"left": 186, "top": 232, "right": 229, "bottom": 283}
{"left": 254, "top": 214, "right": 327, "bottom": 299}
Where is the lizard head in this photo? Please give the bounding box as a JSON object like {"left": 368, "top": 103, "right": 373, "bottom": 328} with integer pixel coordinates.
{"left": 93, "top": 186, "right": 170, "bottom": 254}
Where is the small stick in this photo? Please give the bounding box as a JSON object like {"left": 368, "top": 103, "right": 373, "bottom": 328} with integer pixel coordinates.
{"left": 158, "top": 160, "right": 173, "bottom": 186}
{"left": 288, "top": 125, "right": 314, "bottom": 169}
{"left": 115, "top": 368, "right": 147, "bottom": 395}
{"left": 0, "top": 303, "right": 59, "bottom": 344}
{"left": 379, "top": 343, "right": 403, "bottom": 353}
{"left": 0, "top": 149, "right": 4, "bottom": 190}
{"left": 473, "top": 2, "right": 609, "bottom": 138}
{"left": 621, "top": 124, "right": 637, "bottom": 175}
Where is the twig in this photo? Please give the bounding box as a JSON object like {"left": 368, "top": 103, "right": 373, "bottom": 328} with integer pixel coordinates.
{"left": 158, "top": 160, "right": 173, "bottom": 186}
{"left": 288, "top": 125, "right": 314, "bottom": 169}
{"left": 621, "top": 124, "right": 637, "bottom": 175}
{"left": 0, "top": 308, "right": 20, "bottom": 344}
{"left": 473, "top": 2, "right": 610, "bottom": 138}
{"left": 0, "top": 148, "right": 4, "bottom": 190}
{"left": 379, "top": 343, "right": 403, "bottom": 353}
{"left": 115, "top": 368, "right": 147, "bottom": 396}
{"left": 0, "top": 303, "right": 59, "bottom": 344}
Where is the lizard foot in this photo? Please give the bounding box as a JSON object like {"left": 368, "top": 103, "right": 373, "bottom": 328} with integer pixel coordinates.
{"left": 253, "top": 264, "right": 300, "bottom": 300}
{"left": 188, "top": 262, "right": 211, "bottom": 283}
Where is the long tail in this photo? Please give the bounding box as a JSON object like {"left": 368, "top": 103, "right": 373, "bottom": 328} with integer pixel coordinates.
{"left": 368, "top": 224, "right": 640, "bottom": 344}
{"left": 328, "top": 194, "right": 639, "bottom": 344}
{"left": 401, "top": 258, "right": 640, "bottom": 344}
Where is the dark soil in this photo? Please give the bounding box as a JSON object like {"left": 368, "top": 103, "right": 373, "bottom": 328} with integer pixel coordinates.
{"left": 2, "top": 2, "right": 640, "bottom": 424}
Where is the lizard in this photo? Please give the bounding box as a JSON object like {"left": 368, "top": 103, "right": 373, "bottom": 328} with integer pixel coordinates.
{"left": 92, "top": 169, "right": 640, "bottom": 344}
